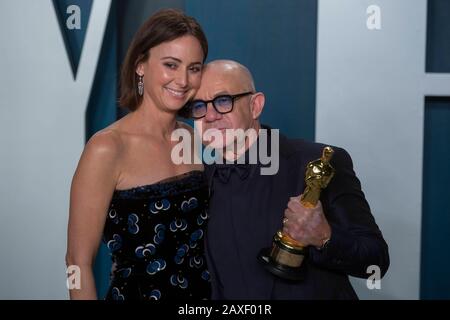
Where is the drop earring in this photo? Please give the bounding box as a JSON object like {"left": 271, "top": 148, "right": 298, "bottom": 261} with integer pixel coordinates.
{"left": 138, "top": 75, "right": 144, "bottom": 96}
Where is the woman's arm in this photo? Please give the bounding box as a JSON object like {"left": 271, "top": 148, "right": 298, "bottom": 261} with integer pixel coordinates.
{"left": 66, "top": 131, "right": 121, "bottom": 299}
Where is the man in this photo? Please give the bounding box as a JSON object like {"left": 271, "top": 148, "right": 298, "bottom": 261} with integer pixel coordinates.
{"left": 191, "top": 60, "right": 389, "bottom": 299}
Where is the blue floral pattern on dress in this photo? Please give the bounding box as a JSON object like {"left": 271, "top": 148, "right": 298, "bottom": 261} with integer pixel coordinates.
{"left": 148, "top": 289, "right": 161, "bottom": 300}
{"left": 189, "top": 229, "right": 204, "bottom": 248}
{"left": 135, "top": 243, "right": 156, "bottom": 258}
{"left": 181, "top": 197, "right": 198, "bottom": 212}
{"left": 107, "top": 234, "right": 122, "bottom": 252}
{"left": 149, "top": 198, "right": 171, "bottom": 214}
{"left": 174, "top": 244, "right": 189, "bottom": 265}
{"left": 169, "top": 218, "right": 188, "bottom": 232}
{"left": 127, "top": 214, "right": 139, "bottom": 234}
{"left": 153, "top": 224, "right": 166, "bottom": 245}
{"left": 170, "top": 273, "right": 188, "bottom": 289}
{"left": 103, "top": 171, "right": 211, "bottom": 300}
{"left": 111, "top": 287, "right": 124, "bottom": 301}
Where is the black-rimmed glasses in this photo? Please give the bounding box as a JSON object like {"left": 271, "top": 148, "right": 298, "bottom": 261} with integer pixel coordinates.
{"left": 188, "top": 91, "right": 254, "bottom": 119}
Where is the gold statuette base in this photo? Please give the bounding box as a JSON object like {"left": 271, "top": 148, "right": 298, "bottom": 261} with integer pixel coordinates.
{"left": 270, "top": 236, "right": 305, "bottom": 268}
{"left": 257, "top": 232, "right": 307, "bottom": 281}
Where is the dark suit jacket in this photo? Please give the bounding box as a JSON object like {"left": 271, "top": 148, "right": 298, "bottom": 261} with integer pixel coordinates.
{"left": 204, "top": 127, "right": 389, "bottom": 299}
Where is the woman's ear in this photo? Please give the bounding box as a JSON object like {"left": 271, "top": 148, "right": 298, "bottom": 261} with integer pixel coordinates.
{"left": 136, "top": 63, "right": 144, "bottom": 77}
{"left": 250, "top": 92, "right": 265, "bottom": 119}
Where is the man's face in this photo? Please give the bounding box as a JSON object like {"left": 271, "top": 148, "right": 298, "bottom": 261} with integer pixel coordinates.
{"left": 193, "top": 68, "right": 255, "bottom": 149}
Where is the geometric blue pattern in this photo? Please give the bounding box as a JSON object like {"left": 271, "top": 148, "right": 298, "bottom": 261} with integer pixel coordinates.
{"left": 426, "top": 0, "right": 450, "bottom": 73}
{"left": 52, "top": 0, "right": 92, "bottom": 79}
{"left": 421, "top": 0, "right": 450, "bottom": 299}
{"left": 421, "top": 97, "right": 450, "bottom": 299}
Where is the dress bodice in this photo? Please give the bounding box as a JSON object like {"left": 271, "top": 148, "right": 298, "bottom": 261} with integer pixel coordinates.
{"left": 102, "top": 170, "right": 211, "bottom": 300}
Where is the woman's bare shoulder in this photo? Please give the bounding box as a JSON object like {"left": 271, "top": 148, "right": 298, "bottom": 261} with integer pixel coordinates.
{"left": 83, "top": 127, "right": 124, "bottom": 161}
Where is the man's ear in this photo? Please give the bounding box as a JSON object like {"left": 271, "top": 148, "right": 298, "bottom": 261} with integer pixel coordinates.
{"left": 250, "top": 92, "right": 265, "bottom": 119}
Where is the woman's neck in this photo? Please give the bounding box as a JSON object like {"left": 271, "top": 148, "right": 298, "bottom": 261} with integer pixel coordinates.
{"left": 130, "top": 101, "right": 178, "bottom": 140}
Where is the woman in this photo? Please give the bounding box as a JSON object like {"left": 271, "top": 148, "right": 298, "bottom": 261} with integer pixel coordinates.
{"left": 66, "top": 9, "right": 210, "bottom": 300}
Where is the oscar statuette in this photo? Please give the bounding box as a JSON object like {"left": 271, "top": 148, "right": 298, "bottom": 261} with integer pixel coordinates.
{"left": 258, "top": 146, "right": 335, "bottom": 280}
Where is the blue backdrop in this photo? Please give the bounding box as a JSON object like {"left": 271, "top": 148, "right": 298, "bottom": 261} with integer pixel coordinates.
{"left": 82, "top": 0, "right": 450, "bottom": 299}
{"left": 421, "top": 0, "right": 450, "bottom": 300}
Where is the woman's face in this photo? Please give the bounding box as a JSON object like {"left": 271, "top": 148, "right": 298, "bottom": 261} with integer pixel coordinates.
{"left": 137, "top": 35, "right": 204, "bottom": 113}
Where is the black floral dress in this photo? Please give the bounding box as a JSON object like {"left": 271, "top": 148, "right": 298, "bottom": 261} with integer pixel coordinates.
{"left": 103, "top": 170, "right": 211, "bottom": 300}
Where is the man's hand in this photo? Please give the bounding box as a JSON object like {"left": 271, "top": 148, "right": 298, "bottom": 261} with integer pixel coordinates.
{"left": 282, "top": 195, "right": 332, "bottom": 248}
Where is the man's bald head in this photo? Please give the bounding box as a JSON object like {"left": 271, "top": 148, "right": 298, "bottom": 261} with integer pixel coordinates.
{"left": 193, "top": 59, "right": 265, "bottom": 151}
{"left": 203, "top": 60, "right": 256, "bottom": 92}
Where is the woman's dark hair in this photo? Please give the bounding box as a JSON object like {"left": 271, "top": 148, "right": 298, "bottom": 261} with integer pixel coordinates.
{"left": 119, "top": 9, "right": 208, "bottom": 111}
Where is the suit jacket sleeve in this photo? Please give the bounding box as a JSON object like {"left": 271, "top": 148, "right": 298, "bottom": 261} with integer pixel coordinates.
{"left": 308, "top": 147, "right": 390, "bottom": 279}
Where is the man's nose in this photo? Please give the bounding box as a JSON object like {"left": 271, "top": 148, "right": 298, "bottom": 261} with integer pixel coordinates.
{"left": 204, "top": 102, "right": 222, "bottom": 122}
